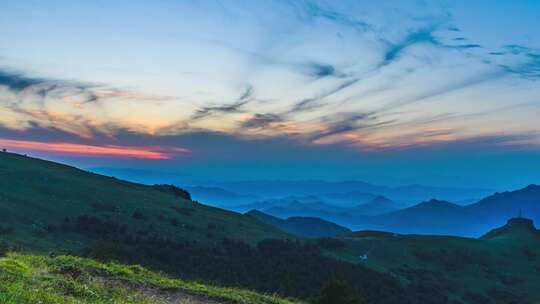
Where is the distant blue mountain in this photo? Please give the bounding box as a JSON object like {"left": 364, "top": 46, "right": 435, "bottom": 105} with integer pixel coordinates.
{"left": 263, "top": 199, "right": 347, "bottom": 219}
{"left": 249, "top": 185, "right": 540, "bottom": 237}
{"left": 321, "top": 191, "right": 378, "bottom": 205}
{"left": 88, "top": 169, "right": 492, "bottom": 208}
{"left": 229, "top": 195, "right": 327, "bottom": 213}
{"left": 353, "top": 196, "right": 405, "bottom": 216}
{"left": 245, "top": 210, "right": 351, "bottom": 238}
{"left": 185, "top": 186, "right": 261, "bottom": 207}
{"left": 359, "top": 185, "right": 540, "bottom": 236}
{"left": 209, "top": 180, "right": 492, "bottom": 205}
{"left": 251, "top": 196, "right": 401, "bottom": 229}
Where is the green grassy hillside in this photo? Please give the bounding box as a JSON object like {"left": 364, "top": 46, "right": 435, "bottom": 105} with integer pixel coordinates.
{"left": 0, "top": 253, "right": 294, "bottom": 304}
{"left": 0, "top": 152, "right": 411, "bottom": 303}
{"left": 5, "top": 151, "right": 539, "bottom": 303}
{"left": 331, "top": 218, "right": 540, "bottom": 303}
{"left": 0, "top": 152, "right": 288, "bottom": 253}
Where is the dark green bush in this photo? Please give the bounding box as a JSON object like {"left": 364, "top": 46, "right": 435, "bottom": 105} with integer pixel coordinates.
{"left": 0, "top": 224, "right": 15, "bottom": 235}
{"left": 0, "top": 240, "right": 9, "bottom": 256}
{"left": 90, "top": 202, "right": 118, "bottom": 213}
{"left": 132, "top": 210, "right": 146, "bottom": 220}
{"left": 318, "top": 279, "right": 361, "bottom": 304}
{"left": 84, "top": 240, "right": 123, "bottom": 262}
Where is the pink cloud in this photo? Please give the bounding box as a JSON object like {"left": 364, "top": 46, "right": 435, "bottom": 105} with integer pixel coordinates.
{"left": 0, "top": 139, "right": 190, "bottom": 160}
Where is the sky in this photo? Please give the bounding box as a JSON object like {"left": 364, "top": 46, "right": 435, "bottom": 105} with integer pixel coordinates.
{"left": 0, "top": 0, "right": 539, "bottom": 189}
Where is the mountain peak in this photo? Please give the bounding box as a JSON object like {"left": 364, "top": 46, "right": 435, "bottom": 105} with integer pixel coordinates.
{"left": 246, "top": 209, "right": 271, "bottom": 219}
{"left": 471, "top": 183, "right": 540, "bottom": 211}
{"left": 506, "top": 217, "right": 535, "bottom": 229}
{"left": 481, "top": 217, "right": 539, "bottom": 240}
{"left": 419, "top": 198, "right": 458, "bottom": 208}
{"left": 370, "top": 195, "right": 393, "bottom": 204}
{"left": 523, "top": 184, "right": 540, "bottom": 192}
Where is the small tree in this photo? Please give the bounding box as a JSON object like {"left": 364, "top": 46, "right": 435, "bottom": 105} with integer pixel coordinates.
{"left": 318, "top": 279, "right": 360, "bottom": 304}
{"left": 0, "top": 240, "right": 10, "bottom": 256}
{"left": 132, "top": 210, "right": 146, "bottom": 220}
{"left": 85, "top": 240, "right": 120, "bottom": 261}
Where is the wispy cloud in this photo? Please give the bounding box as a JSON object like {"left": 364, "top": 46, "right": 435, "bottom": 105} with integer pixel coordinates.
{"left": 308, "top": 112, "right": 396, "bottom": 142}
{"left": 0, "top": 138, "right": 189, "bottom": 159}
{"left": 0, "top": 70, "right": 48, "bottom": 91}
{"left": 0, "top": 69, "right": 100, "bottom": 108}
{"left": 296, "top": 0, "right": 372, "bottom": 32}
{"left": 0, "top": 68, "right": 174, "bottom": 109}
{"left": 376, "top": 71, "right": 504, "bottom": 113}
{"left": 299, "top": 62, "right": 338, "bottom": 78}
{"left": 500, "top": 51, "right": 540, "bottom": 80}
{"left": 381, "top": 26, "right": 440, "bottom": 67}
{"left": 394, "top": 132, "right": 540, "bottom": 151}
{"left": 191, "top": 84, "right": 253, "bottom": 120}
{"left": 1, "top": 1, "right": 539, "bottom": 160}
{"left": 286, "top": 77, "right": 360, "bottom": 114}
{"left": 240, "top": 113, "right": 283, "bottom": 129}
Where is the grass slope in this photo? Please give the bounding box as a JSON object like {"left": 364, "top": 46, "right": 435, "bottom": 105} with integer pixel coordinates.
{"left": 0, "top": 253, "right": 294, "bottom": 304}
{"left": 0, "top": 152, "right": 410, "bottom": 303}
{"left": 0, "top": 152, "right": 288, "bottom": 253}
{"left": 331, "top": 219, "right": 540, "bottom": 303}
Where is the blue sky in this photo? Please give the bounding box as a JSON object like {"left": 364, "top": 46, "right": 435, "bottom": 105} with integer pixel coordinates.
{"left": 0, "top": 0, "right": 539, "bottom": 189}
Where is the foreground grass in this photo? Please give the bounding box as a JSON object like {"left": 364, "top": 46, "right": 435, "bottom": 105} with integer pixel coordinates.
{"left": 0, "top": 253, "right": 296, "bottom": 304}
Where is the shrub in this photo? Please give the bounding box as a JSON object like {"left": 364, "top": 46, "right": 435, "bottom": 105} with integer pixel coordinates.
{"left": 0, "top": 240, "right": 9, "bottom": 256}
{"left": 84, "top": 240, "right": 123, "bottom": 262}
{"left": 74, "top": 215, "right": 127, "bottom": 237}
{"left": 170, "top": 206, "right": 194, "bottom": 216}
{"left": 222, "top": 239, "right": 253, "bottom": 257}
{"left": 44, "top": 224, "right": 57, "bottom": 232}
{"left": 90, "top": 202, "right": 118, "bottom": 213}
{"left": 0, "top": 224, "right": 15, "bottom": 235}
{"left": 132, "top": 210, "right": 146, "bottom": 220}
{"left": 31, "top": 223, "right": 47, "bottom": 237}
{"left": 318, "top": 279, "right": 360, "bottom": 304}
{"left": 315, "top": 237, "right": 346, "bottom": 250}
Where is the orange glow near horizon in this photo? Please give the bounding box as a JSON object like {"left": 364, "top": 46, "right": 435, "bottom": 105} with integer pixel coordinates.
{"left": 0, "top": 139, "right": 190, "bottom": 159}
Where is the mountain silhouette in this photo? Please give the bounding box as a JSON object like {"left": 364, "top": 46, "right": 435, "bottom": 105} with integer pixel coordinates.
{"left": 353, "top": 195, "right": 402, "bottom": 216}
{"left": 360, "top": 185, "right": 540, "bottom": 236}
{"left": 246, "top": 209, "right": 351, "bottom": 237}
{"left": 481, "top": 217, "right": 540, "bottom": 240}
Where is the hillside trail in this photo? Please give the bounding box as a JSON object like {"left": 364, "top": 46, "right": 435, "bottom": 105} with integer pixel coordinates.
{"left": 126, "top": 282, "right": 304, "bottom": 304}
{"left": 101, "top": 278, "right": 228, "bottom": 304}
{"left": 139, "top": 286, "right": 229, "bottom": 304}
